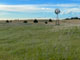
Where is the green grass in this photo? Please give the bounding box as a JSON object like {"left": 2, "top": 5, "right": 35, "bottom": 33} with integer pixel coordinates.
{"left": 0, "top": 23, "right": 80, "bottom": 60}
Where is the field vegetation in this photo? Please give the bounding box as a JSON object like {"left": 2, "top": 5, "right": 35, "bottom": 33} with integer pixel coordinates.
{"left": 0, "top": 20, "right": 80, "bottom": 60}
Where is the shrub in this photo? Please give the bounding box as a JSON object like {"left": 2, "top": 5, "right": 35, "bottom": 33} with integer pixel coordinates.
{"left": 10, "top": 20, "right": 12, "bottom": 23}
{"left": 33, "top": 19, "right": 38, "bottom": 23}
{"left": 71, "top": 17, "right": 79, "bottom": 20}
{"left": 6, "top": 20, "right": 9, "bottom": 23}
{"left": 24, "top": 20, "right": 28, "bottom": 23}
{"left": 65, "top": 18, "right": 70, "bottom": 20}
{"left": 45, "top": 21, "right": 48, "bottom": 24}
{"left": 49, "top": 19, "right": 52, "bottom": 22}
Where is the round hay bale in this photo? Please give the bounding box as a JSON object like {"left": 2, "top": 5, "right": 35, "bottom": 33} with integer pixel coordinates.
{"left": 49, "top": 19, "right": 52, "bottom": 22}
{"left": 6, "top": 20, "right": 9, "bottom": 23}
{"left": 45, "top": 21, "right": 48, "bottom": 24}
{"left": 24, "top": 20, "right": 28, "bottom": 23}
{"left": 33, "top": 19, "right": 38, "bottom": 23}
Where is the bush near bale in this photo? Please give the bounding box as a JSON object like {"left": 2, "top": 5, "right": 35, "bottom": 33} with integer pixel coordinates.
{"left": 6, "top": 20, "right": 9, "bottom": 23}
{"left": 65, "top": 18, "right": 70, "bottom": 20}
{"left": 24, "top": 20, "right": 28, "bottom": 23}
{"left": 33, "top": 19, "right": 38, "bottom": 23}
{"left": 49, "top": 19, "right": 52, "bottom": 22}
{"left": 71, "top": 17, "right": 79, "bottom": 20}
{"left": 10, "top": 20, "right": 12, "bottom": 23}
{"left": 45, "top": 21, "right": 48, "bottom": 24}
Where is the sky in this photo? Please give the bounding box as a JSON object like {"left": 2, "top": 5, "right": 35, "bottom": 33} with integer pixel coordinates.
{"left": 0, "top": 0, "right": 80, "bottom": 19}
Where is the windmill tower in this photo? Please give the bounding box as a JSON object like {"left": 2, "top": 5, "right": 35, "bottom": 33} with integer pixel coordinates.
{"left": 55, "top": 9, "right": 61, "bottom": 25}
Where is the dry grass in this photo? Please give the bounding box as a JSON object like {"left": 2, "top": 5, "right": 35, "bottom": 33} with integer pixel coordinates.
{"left": 0, "top": 22, "right": 80, "bottom": 60}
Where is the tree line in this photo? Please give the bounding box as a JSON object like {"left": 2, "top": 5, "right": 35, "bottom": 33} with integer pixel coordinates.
{"left": 65, "top": 17, "right": 80, "bottom": 20}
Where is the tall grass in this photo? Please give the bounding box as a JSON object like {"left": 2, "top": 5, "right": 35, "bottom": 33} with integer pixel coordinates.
{"left": 0, "top": 23, "right": 80, "bottom": 60}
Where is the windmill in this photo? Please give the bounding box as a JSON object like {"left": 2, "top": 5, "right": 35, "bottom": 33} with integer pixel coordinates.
{"left": 55, "top": 9, "right": 60, "bottom": 25}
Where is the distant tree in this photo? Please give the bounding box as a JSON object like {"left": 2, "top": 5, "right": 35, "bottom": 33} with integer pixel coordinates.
{"left": 49, "top": 19, "right": 52, "bottom": 22}
{"left": 71, "top": 17, "right": 74, "bottom": 20}
{"left": 71, "top": 17, "right": 79, "bottom": 20}
{"left": 34, "top": 19, "right": 38, "bottom": 23}
{"left": 65, "top": 18, "right": 70, "bottom": 20}
{"left": 6, "top": 20, "right": 9, "bottom": 23}
{"left": 45, "top": 21, "right": 48, "bottom": 24}
{"left": 78, "top": 18, "right": 80, "bottom": 20}
{"left": 24, "top": 20, "right": 27, "bottom": 23}
{"left": 74, "top": 17, "right": 79, "bottom": 19}
{"left": 10, "top": 20, "right": 12, "bottom": 23}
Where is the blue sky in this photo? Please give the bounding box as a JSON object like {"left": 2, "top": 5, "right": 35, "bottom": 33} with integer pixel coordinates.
{"left": 0, "top": 0, "right": 80, "bottom": 19}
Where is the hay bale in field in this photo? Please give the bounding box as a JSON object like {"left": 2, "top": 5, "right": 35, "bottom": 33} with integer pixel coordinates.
{"left": 45, "top": 21, "right": 48, "bottom": 24}
{"left": 6, "top": 20, "right": 9, "bottom": 23}
{"left": 10, "top": 20, "right": 12, "bottom": 23}
{"left": 33, "top": 19, "right": 38, "bottom": 23}
{"left": 49, "top": 19, "right": 52, "bottom": 22}
{"left": 23, "top": 20, "right": 28, "bottom": 23}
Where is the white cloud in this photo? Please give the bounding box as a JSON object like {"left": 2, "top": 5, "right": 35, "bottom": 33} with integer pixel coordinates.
{"left": 0, "top": 5, "right": 55, "bottom": 12}
{"left": 0, "top": 5, "right": 38, "bottom": 12}
{"left": 61, "top": 8, "right": 80, "bottom": 15}
{"left": 0, "top": 4, "right": 79, "bottom": 12}
{"left": 55, "top": 4, "right": 78, "bottom": 7}
{"left": 0, "top": 12, "right": 9, "bottom": 15}
{"left": 0, "top": 4, "right": 80, "bottom": 16}
{"left": 0, "top": 4, "right": 80, "bottom": 19}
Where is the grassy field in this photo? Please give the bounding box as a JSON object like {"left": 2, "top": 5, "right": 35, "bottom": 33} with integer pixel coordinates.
{"left": 0, "top": 22, "right": 80, "bottom": 60}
